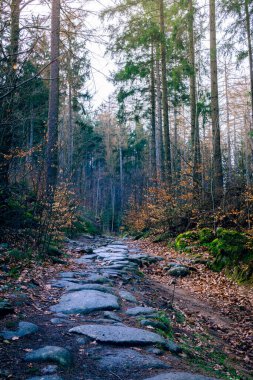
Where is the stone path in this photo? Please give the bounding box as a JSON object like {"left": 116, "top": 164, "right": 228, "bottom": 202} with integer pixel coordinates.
{"left": 0, "top": 237, "right": 219, "bottom": 380}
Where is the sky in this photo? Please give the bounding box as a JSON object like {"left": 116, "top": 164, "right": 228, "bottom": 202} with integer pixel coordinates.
{"left": 24, "top": 0, "right": 115, "bottom": 107}
{"left": 83, "top": 0, "right": 116, "bottom": 106}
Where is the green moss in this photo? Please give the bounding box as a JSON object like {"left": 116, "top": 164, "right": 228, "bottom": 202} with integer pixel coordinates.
{"left": 206, "top": 229, "right": 253, "bottom": 282}
{"left": 174, "top": 231, "right": 199, "bottom": 251}
{"left": 208, "top": 229, "right": 247, "bottom": 270}
{"left": 199, "top": 228, "right": 214, "bottom": 244}
{"left": 174, "top": 310, "right": 186, "bottom": 324}
{"left": 180, "top": 333, "right": 247, "bottom": 380}
{"left": 153, "top": 311, "right": 173, "bottom": 339}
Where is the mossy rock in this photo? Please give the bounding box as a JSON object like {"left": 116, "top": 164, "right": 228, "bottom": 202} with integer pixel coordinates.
{"left": 208, "top": 229, "right": 253, "bottom": 281}
{"left": 174, "top": 231, "right": 199, "bottom": 251}
{"left": 199, "top": 228, "right": 214, "bottom": 244}
{"left": 208, "top": 229, "right": 247, "bottom": 260}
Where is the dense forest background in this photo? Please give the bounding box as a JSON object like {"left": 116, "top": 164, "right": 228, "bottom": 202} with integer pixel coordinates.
{"left": 0, "top": 0, "right": 253, "bottom": 281}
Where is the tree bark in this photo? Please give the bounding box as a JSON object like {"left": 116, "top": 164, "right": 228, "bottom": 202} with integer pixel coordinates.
{"left": 209, "top": 0, "right": 223, "bottom": 202}
{"left": 150, "top": 44, "right": 157, "bottom": 179}
{"left": 189, "top": 0, "right": 201, "bottom": 197}
{"left": 245, "top": 0, "right": 253, "bottom": 180}
{"left": 46, "top": 0, "right": 60, "bottom": 192}
{"left": 224, "top": 61, "right": 232, "bottom": 185}
{"left": 155, "top": 54, "right": 165, "bottom": 181}
{"left": 159, "top": 0, "right": 172, "bottom": 183}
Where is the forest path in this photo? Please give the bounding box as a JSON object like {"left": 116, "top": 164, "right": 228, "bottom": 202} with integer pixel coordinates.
{"left": 0, "top": 236, "right": 250, "bottom": 380}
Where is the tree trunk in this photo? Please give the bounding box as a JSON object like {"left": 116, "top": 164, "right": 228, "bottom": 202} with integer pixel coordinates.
{"left": 224, "top": 61, "right": 232, "bottom": 185}
{"left": 46, "top": 0, "right": 61, "bottom": 192}
{"left": 209, "top": 0, "right": 223, "bottom": 202}
{"left": 155, "top": 54, "right": 165, "bottom": 181}
{"left": 173, "top": 106, "right": 181, "bottom": 183}
{"left": 119, "top": 144, "right": 123, "bottom": 209}
{"left": 188, "top": 0, "right": 201, "bottom": 197}
{"left": 245, "top": 0, "right": 253, "bottom": 180}
{"left": 68, "top": 82, "right": 73, "bottom": 175}
{"left": 159, "top": 0, "right": 172, "bottom": 183}
{"left": 150, "top": 44, "right": 157, "bottom": 180}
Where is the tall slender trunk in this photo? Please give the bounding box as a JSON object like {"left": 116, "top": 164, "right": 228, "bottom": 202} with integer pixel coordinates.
{"left": 159, "top": 0, "right": 171, "bottom": 183}
{"left": 150, "top": 44, "right": 157, "bottom": 180}
{"left": 68, "top": 82, "right": 73, "bottom": 175}
{"left": 189, "top": 0, "right": 201, "bottom": 197}
{"left": 0, "top": 0, "right": 20, "bottom": 186}
{"left": 155, "top": 54, "right": 165, "bottom": 180}
{"left": 119, "top": 144, "right": 123, "bottom": 210}
{"left": 173, "top": 106, "right": 181, "bottom": 184}
{"left": 46, "top": 0, "right": 60, "bottom": 192}
{"left": 245, "top": 0, "right": 253, "bottom": 180}
{"left": 209, "top": 0, "right": 223, "bottom": 202}
{"left": 224, "top": 61, "right": 232, "bottom": 184}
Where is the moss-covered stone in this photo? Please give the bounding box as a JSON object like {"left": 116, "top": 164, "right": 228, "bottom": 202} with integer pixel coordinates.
{"left": 207, "top": 229, "right": 253, "bottom": 281}
{"left": 208, "top": 229, "right": 247, "bottom": 259}
{"left": 174, "top": 231, "right": 199, "bottom": 251}
{"left": 199, "top": 228, "right": 214, "bottom": 244}
{"left": 174, "top": 228, "right": 253, "bottom": 283}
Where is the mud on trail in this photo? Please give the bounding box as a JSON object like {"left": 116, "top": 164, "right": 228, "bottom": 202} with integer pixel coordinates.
{"left": 0, "top": 236, "right": 252, "bottom": 380}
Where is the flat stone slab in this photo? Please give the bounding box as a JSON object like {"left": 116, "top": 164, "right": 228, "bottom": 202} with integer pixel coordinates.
{"left": 69, "top": 324, "right": 165, "bottom": 345}
{"left": 144, "top": 373, "right": 218, "bottom": 380}
{"left": 50, "top": 290, "right": 119, "bottom": 314}
{"left": 59, "top": 272, "right": 76, "bottom": 278}
{"left": 119, "top": 290, "right": 137, "bottom": 303}
{"left": 103, "top": 311, "right": 122, "bottom": 322}
{"left": 83, "top": 274, "right": 111, "bottom": 284}
{"left": 107, "top": 245, "right": 128, "bottom": 250}
{"left": 27, "top": 376, "right": 63, "bottom": 380}
{"left": 75, "top": 254, "right": 98, "bottom": 263}
{"left": 25, "top": 346, "right": 73, "bottom": 367}
{"left": 50, "top": 318, "right": 70, "bottom": 325}
{"left": 66, "top": 283, "right": 114, "bottom": 293}
{"left": 96, "top": 252, "right": 127, "bottom": 260}
{"left": 126, "top": 307, "right": 156, "bottom": 316}
{"left": 87, "top": 348, "right": 170, "bottom": 372}
{"left": 0, "top": 321, "right": 38, "bottom": 339}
